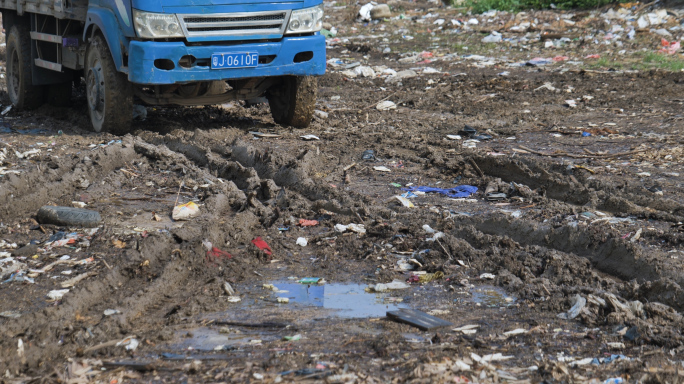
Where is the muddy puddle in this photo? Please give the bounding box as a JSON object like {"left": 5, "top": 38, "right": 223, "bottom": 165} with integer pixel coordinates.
{"left": 171, "top": 327, "right": 279, "bottom": 352}
{"left": 470, "top": 286, "right": 516, "bottom": 307}
{"left": 268, "top": 282, "right": 406, "bottom": 318}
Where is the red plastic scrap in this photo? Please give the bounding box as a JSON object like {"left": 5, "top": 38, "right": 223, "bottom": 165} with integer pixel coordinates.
{"left": 659, "top": 38, "right": 681, "bottom": 55}
{"left": 252, "top": 237, "right": 272, "bottom": 255}
{"left": 552, "top": 56, "right": 569, "bottom": 62}
{"left": 298, "top": 219, "right": 319, "bottom": 227}
{"left": 585, "top": 54, "right": 600, "bottom": 59}
{"left": 206, "top": 246, "right": 232, "bottom": 259}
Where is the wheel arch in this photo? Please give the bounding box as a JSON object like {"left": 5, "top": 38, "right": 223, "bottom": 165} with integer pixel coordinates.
{"left": 84, "top": 8, "right": 130, "bottom": 72}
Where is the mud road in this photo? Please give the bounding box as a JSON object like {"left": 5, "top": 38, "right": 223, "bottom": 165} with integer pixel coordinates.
{"left": 1, "top": 2, "right": 684, "bottom": 383}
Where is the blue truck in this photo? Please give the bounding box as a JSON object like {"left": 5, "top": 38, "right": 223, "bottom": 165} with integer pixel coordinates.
{"left": 1, "top": 0, "right": 326, "bottom": 133}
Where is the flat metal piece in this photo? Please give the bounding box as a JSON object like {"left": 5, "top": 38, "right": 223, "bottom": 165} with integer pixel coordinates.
{"left": 34, "top": 58, "right": 62, "bottom": 72}
{"left": 30, "top": 31, "right": 63, "bottom": 43}
{"left": 386, "top": 308, "right": 453, "bottom": 331}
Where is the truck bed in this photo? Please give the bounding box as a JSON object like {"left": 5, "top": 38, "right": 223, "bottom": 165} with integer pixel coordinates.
{"left": 0, "top": 0, "right": 87, "bottom": 21}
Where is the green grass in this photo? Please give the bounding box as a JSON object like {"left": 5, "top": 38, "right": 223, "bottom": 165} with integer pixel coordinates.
{"left": 584, "top": 52, "right": 684, "bottom": 72}
{"left": 463, "top": 0, "right": 627, "bottom": 13}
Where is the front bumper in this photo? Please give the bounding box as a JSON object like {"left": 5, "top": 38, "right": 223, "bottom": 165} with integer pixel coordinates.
{"left": 127, "top": 34, "right": 326, "bottom": 85}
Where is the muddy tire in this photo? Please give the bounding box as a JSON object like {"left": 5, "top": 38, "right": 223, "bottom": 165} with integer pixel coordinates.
{"left": 36, "top": 206, "right": 102, "bottom": 228}
{"left": 267, "top": 76, "right": 317, "bottom": 128}
{"left": 6, "top": 24, "right": 44, "bottom": 110}
{"left": 46, "top": 81, "right": 73, "bottom": 107}
{"left": 85, "top": 34, "right": 132, "bottom": 134}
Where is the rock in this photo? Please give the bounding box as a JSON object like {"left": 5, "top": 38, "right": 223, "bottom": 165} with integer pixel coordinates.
{"left": 370, "top": 4, "right": 391, "bottom": 19}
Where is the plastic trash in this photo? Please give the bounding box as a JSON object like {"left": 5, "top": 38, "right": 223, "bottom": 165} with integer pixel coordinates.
{"left": 36, "top": 206, "right": 102, "bottom": 228}
{"left": 298, "top": 219, "right": 319, "bottom": 227}
{"left": 299, "top": 277, "right": 320, "bottom": 284}
{"left": 557, "top": 294, "right": 586, "bottom": 320}
{"left": 659, "top": 39, "right": 681, "bottom": 55}
{"left": 371, "top": 279, "right": 410, "bottom": 292}
{"left": 116, "top": 337, "right": 139, "bottom": 351}
{"left": 479, "top": 273, "right": 496, "bottom": 280}
{"left": 300, "top": 134, "right": 320, "bottom": 141}
{"left": 401, "top": 185, "right": 477, "bottom": 199}
{"left": 376, "top": 100, "right": 397, "bottom": 111}
{"left": 296, "top": 237, "right": 308, "bottom": 247}
{"left": 334, "top": 223, "right": 366, "bottom": 234}
{"left": 370, "top": 4, "right": 391, "bottom": 19}
{"left": 603, "top": 378, "right": 624, "bottom": 384}
{"left": 47, "top": 289, "right": 69, "bottom": 301}
{"left": 362, "top": 149, "right": 376, "bottom": 161}
{"left": 394, "top": 195, "right": 414, "bottom": 208}
{"left": 374, "top": 166, "right": 391, "bottom": 172}
{"left": 252, "top": 237, "right": 273, "bottom": 255}
{"left": 172, "top": 202, "right": 200, "bottom": 221}
{"left": 482, "top": 32, "right": 502, "bottom": 43}
{"left": 358, "top": 3, "right": 373, "bottom": 21}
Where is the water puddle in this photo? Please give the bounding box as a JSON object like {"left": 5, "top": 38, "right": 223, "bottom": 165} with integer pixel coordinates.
{"left": 172, "top": 327, "right": 278, "bottom": 352}
{"left": 271, "top": 282, "right": 406, "bottom": 318}
{"left": 470, "top": 286, "right": 516, "bottom": 307}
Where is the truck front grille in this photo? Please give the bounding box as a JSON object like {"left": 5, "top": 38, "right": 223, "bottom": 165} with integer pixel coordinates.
{"left": 178, "top": 11, "right": 290, "bottom": 39}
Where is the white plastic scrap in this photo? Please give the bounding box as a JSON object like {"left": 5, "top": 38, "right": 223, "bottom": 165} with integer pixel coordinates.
{"left": 479, "top": 273, "right": 496, "bottom": 280}
{"left": 47, "top": 289, "right": 70, "bottom": 301}
{"left": 300, "top": 134, "right": 320, "bottom": 141}
{"left": 334, "top": 223, "right": 366, "bottom": 234}
{"left": 358, "top": 2, "right": 374, "bottom": 21}
{"left": 373, "top": 166, "right": 391, "bottom": 172}
{"left": 453, "top": 324, "right": 479, "bottom": 334}
{"left": 296, "top": 237, "right": 308, "bottom": 247}
{"left": 394, "top": 195, "right": 414, "bottom": 208}
{"left": 104, "top": 309, "right": 121, "bottom": 316}
{"left": 376, "top": 100, "right": 397, "bottom": 111}
{"left": 557, "top": 294, "right": 586, "bottom": 320}
{"left": 503, "top": 328, "right": 528, "bottom": 336}
{"left": 371, "top": 279, "right": 410, "bottom": 292}
{"left": 116, "top": 337, "right": 139, "bottom": 351}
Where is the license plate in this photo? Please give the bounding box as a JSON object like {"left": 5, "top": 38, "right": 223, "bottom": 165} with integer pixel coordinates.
{"left": 211, "top": 52, "right": 259, "bottom": 69}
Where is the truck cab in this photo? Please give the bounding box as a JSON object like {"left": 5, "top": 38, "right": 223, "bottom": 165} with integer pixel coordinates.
{"left": 1, "top": 0, "right": 326, "bottom": 132}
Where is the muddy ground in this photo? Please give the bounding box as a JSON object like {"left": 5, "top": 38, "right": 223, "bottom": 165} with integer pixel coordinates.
{"left": 1, "top": 2, "right": 684, "bottom": 383}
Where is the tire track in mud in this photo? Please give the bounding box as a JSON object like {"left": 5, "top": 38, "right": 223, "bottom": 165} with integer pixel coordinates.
{"left": 3, "top": 129, "right": 684, "bottom": 374}
{"left": 0, "top": 137, "right": 308, "bottom": 373}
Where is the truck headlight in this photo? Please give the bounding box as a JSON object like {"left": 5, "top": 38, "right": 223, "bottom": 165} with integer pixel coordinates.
{"left": 285, "top": 5, "right": 323, "bottom": 35}
{"left": 133, "top": 10, "right": 184, "bottom": 39}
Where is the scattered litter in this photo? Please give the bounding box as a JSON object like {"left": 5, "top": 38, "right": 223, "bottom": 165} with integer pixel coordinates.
{"left": 453, "top": 324, "right": 479, "bottom": 334}
{"left": 334, "top": 223, "right": 366, "bottom": 234}
{"left": 370, "top": 279, "right": 410, "bottom": 292}
{"left": 393, "top": 195, "right": 414, "bottom": 208}
{"left": 252, "top": 237, "right": 273, "bottom": 256}
{"left": 298, "top": 219, "right": 319, "bottom": 227}
{"left": 557, "top": 294, "right": 586, "bottom": 320}
{"left": 479, "top": 273, "right": 496, "bottom": 280}
{"left": 387, "top": 308, "right": 453, "bottom": 331}
{"left": 47, "top": 289, "right": 69, "bottom": 301}
{"left": 374, "top": 166, "right": 391, "bottom": 172}
{"left": 250, "top": 131, "right": 281, "bottom": 138}
{"left": 376, "top": 100, "right": 397, "bottom": 111}
{"left": 296, "top": 237, "right": 308, "bottom": 247}
{"left": 277, "top": 297, "right": 290, "bottom": 303}
{"left": 116, "top": 337, "right": 139, "bottom": 351}
{"left": 299, "top": 277, "right": 321, "bottom": 284}
{"left": 402, "top": 185, "right": 477, "bottom": 198}
{"left": 300, "top": 134, "right": 320, "bottom": 141}
{"left": 104, "top": 309, "right": 121, "bottom": 316}
{"left": 36, "top": 206, "right": 102, "bottom": 228}
{"left": 503, "top": 328, "right": 527, "bottom": 336}
{"left": 172, "top": 202, "right": 200, "bottom": 221}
